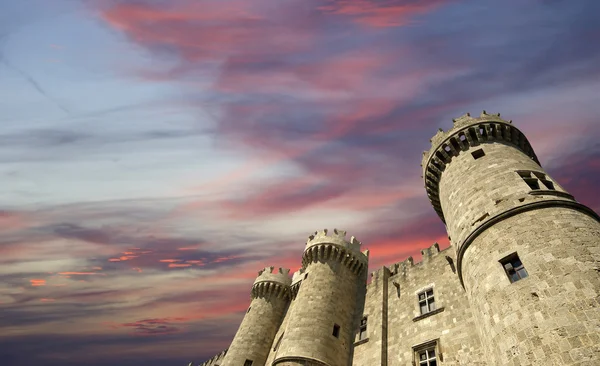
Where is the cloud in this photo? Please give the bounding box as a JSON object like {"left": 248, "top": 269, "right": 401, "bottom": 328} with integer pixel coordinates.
{"left": 3, "top": 0, "right": 600, "bottom": 365}
{"left": 118, "top": 317, "right": 189, "bottom": 336}
{"left": 318, "top": 0, "right": 450, "bottom": 28}
{"left": 548, "top": 144, "right": 600, "bottom": 212}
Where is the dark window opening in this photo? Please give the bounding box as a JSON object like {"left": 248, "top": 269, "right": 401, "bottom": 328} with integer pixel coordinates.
{"left": 435, "top": 151, "right": 445, "bottom": 162}
{"left": 244, "top": 360, "right": 253, "bottom": 366}
{"left": 500, "top": 253, "right": 528, "bottom": 283}
{"left": 332, "top": 324, "right": 340, "bottom": 338}
{"left": 479, "top": 125, "right": 486, "bottom": 137}
{"left": 418, "top": 289, "right": 436, "bottom": 315}
{"left": 418, "top": 348, "right": 437, "bottom": 366}
{"left": 450, "top": 138, "right": 461, "bottom": 151}
{"left": 471, "top": 148, "right": 485, "bottom": 160}
{"left": 468, "top": 128, "right": 478, "bottom": 141}
{"left": 490, "top": 123, "right": 497, "bottom": 136}
{"left": 524, "top": 178, "right": 540, "bottom": 190}
{"left": 246, "top": 306, "right": 251, "bottom": 314}
{"left": 540, "top": 179, "right": 555, "bottom": 190}
{"left": 517, "top": 170, "right": 556, "bottom": 191}
{"left": 358, "top": 317, "right": 367, "bottom": 341}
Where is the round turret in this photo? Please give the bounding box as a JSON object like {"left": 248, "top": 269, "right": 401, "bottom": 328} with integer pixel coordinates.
{"left": 423, "top": 111, "right": 600, "bottom": 365}
{"left": 221, "top": 267, "right": 292, "bottom": 366}
{"left": 273, "top": 229, "right": 369, "bottom": 366}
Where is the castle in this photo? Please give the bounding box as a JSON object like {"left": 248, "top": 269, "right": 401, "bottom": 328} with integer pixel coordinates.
{"left": 197, "top": 112, "right": 600, "bottom": 366}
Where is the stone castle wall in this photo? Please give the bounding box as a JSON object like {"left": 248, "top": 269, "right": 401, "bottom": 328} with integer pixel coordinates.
{"left": 196, "top": 111, "right": 600, "bottom": 366}
{"left": 353, "top": 244, "right": 486, "bottom": 366}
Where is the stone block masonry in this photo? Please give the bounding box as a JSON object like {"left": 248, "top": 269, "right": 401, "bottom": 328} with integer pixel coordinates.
{"left": 195, "top": 110, "right": 600, "bottom": 366}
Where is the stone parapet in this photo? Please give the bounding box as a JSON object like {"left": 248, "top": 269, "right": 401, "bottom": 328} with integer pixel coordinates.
{"left": 199, "top": 349, "right": 227, "bottom": 366}
{"left": 251, "top": 267, "right": 292, "bottom": 300}
{"left": 302, "top": 229, "right": 369, "bottom": 276}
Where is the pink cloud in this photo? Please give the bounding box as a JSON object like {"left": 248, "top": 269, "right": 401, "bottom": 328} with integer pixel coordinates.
{"left": 318, "top": 0, "right": 448, "bottom": 28}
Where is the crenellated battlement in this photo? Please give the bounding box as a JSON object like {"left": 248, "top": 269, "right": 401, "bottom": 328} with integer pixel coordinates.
{"left": 421, "top": 111, "right": 541, "bottom": 223}
{"left": 251, "top": 266, "right": 292, "bottom": 300}
{"left": 371, "top": 242, "right": 452, "bottom": 281}
{"left": 199, "top": 348, "right": 227, "bottom": 366}
{"left": 302, "top": 228, "right": 368, "bottom": 276}
{"left": 306, "top": 228, "right": 362, "bottom": 251}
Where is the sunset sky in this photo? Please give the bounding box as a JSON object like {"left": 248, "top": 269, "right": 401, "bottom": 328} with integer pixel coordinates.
{"left": 1, "top": 0, "right": 599, "bottom": 365}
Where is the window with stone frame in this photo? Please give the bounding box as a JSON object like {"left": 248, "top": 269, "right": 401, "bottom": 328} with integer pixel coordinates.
{"left": 516, "top": 170, "right": 555, "bottom": 191}
{"left": 500, "top": 252, "right": 528, "bottom": 283}
{"left": 358, "top": 316, "right": 368, "bottom": 341}
{"left": 243, "top": 360, "right": 253, "bottom": 366}
{"left": 418, "top": 288, "right": 436, "bottom": 315}
{"left": 413, "top": 339, "right": 440, "bottom": 366}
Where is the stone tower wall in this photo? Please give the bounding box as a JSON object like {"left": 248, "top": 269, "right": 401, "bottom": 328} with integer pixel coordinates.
{"left": 462, "top": 207, "right": 600, "bottom": 365}
{"left": 221, "top": 267, "right": 292, "bottom": 366}
{"left": 265, "top": 269, "right": 305, "bottom": 365}
{"left": 273, "top": 229, "right": 368, "bottom": 366}
{"left": 423, "top": 111, "right": 600, "bottom": 365}
{"left": 353, "top": 244, "right": 486, "bottom": 365}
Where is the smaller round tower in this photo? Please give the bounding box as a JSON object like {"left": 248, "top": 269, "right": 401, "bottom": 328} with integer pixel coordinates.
{"left": 273, "top": 229, "right": 369, "bottom": 366}
{"left": 221, "top": 266, "right": 292, "bottom": 366}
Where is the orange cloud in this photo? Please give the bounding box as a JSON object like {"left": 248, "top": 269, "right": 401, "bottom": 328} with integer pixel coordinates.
{"left": 159, "top": 259, "right": 180, "bottom": 263}
{"left": 58, "top": 272, "right": 105, "bottom": 275}
{"left": 30, "top": 279, "right": 46, "bottom": 287}
{"left": 168, "top": 263, "right": 192, "bottom": 268}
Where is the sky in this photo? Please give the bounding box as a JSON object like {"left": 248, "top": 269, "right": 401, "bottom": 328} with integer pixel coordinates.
{"left": 0, "top": 0, "right": 599, "bottom": 365}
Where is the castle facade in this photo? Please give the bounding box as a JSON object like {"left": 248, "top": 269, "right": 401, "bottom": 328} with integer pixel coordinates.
{"left": 199, "top": 112, "right": 600, "bottom": 366}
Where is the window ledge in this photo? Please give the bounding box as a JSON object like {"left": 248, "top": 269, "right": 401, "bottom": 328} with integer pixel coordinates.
{"left": 528, "top": 190, "right": 574, "bottom": 200}
{"left": 412, "top": 307, "right": 445, "bottom": 322}
{"left": 354, "top": 338, "right": 369, "bottom": 346}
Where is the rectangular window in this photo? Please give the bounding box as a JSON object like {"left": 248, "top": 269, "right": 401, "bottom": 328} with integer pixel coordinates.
{"left": 517, "top": 171, "right": 556, "bottom": 191}
{"left": 418, "top": 348, "right": 437, "bottom": 366}
{"left": 413, "top": 340, "right": 440, "bottom": 366}
{"left": 418, "top": 289, "right": 436, "bottom": 315}
{"left": 246, "top": 306, "right": 251, "bottom": 313}
{"left": 500, "top": 253, "right": 528, "bottom": 283}
{"left": 471, "top": 148, "right": 485, "bottom": 159}
{"left": 358, "top": 317, "right": 367, "bottom": 340}
{"left": 332, "top": 324, "right": 340, "bottom": 338}
{"left": 244, "top": 360, "right": 253, "bottom": 366}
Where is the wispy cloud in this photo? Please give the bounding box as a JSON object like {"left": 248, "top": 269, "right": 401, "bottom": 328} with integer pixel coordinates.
{"left": 1, "top": 0, "right": 599, "bottom": 364}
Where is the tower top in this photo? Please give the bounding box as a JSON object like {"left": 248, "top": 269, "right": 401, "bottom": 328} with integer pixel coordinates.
{"left": 306, "top": 228, "right": 362, "bottom": 252}
{"left": 253, "top": 266, "right": 292, "bottom": 287}
{"left": 421, "top": 111, "right": 540, "bottom": 223}
{"left": 302, "top": 229, "right": 369, "bottom": 272}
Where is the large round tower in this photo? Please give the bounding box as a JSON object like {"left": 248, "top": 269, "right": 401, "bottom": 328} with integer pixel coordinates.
{"left": 422, "top": 111, "right": 600, "bottom": 365}
{"left": 273, "top": 229, "right": 369, "bottom": 366}
{"left": 221, "top": 266, "right": 292, "bottom": 366}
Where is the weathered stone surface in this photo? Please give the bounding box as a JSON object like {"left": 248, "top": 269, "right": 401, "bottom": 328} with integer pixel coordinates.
{"left": 198, "top": 111, "right": 600, "bottom": 366}
{"left": 221, "top": 267, "right": 292, "bottom": 366}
